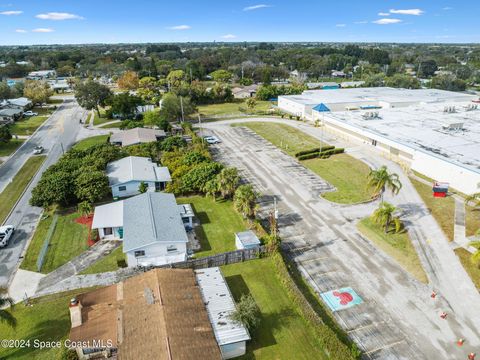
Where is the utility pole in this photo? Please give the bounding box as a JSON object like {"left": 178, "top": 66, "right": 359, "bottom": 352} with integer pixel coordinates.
{"left": 198, "top": 114, "right": 202, "bottom": 138}
{"left": 180, "top": 96, "right": 185, "bottom": 123}
{"left": 60, "top": 142, "right": 65, "bottom": 154}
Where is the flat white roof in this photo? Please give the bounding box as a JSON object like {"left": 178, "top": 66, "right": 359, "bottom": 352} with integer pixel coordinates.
{"left": 195, "top": 267, "right": 250, "bottom": 346}
{"left": 92, "top": 201, "right": 124, "bottom": 229}
{"left": 106, "top": 156, "right": 171, "bottom": 186}
{"left": 178, "top": 203, "right": 194, "bottom": 218}
{"left": 235, "top": 230, "right": 260, "bottom": 246}
{"left": 324, "top": 102, "right": 480, "bottom": 173}
{"left": 280, "top": 87, "right": 477, "bottom": 107}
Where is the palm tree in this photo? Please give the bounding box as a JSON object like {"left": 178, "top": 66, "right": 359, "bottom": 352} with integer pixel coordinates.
{"left": 371, "top": 202, "right": 402, "bottom": 233}
{"left": 367, "top": 166, "right": 402, "bottom": 200}
{"left": 203, "top": 179, "right": 218, "bottom": 201}
{"left": 234, "top": 185, "right": 258, "bottom": 219}
{"left": 0, "top": 289, "right": 16, "bottom": 328}
{"left": 216, "top": 167, "right": 239, "bottom": 199}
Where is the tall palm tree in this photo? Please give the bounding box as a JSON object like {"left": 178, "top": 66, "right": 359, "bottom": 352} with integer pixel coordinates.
{"left": 0, "top": 289, "right": 16, "bottom": 328}
{"left": 367, "top": 166, "right": 402, "bottom": 200}
{"left": 216, "top": 167, "right": 239, "bottom": 199}
{"left": 234, "top": 185, "right": 258, "bottom": 219}
{"left": 203, "top": 179, "right": 218, "bottom": 201}
{"left": 371, "top": 202, "right": 402, "bottom": 233}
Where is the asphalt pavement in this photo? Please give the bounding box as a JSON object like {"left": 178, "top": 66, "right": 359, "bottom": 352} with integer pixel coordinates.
{"left": 0, "top": 98, "right": 87, "bottom": 289}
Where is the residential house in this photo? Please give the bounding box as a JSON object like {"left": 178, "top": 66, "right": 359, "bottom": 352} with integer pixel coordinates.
{"left": 331, "top": 70, "right": 346, "bottom": 78}
{"left": 235, "top": 230, "right": 261, "bottom": 250}
{"left": 232, "top": 85, "right": 258, "bottom": 99}
{"left": 68, "top": 269, "right": 223, "bottom": 360}
{"left": 289, "top": 69, "right": 307, "bottom": 82}
{"left": 109, "top": 127, "right": 166, "bottom": 147}
{"left": 27, "top": 69, "right": 56, "bottom": 80}
{"left": 5, "top": 97, "right": 32, "bottom": 110}
{"left": 196, "top": 267, "right": 251, "bottom": 359}
{"left": 106, "top": 156, "right": 171, "bottom": 198}
{"left": 92, "top": 192, "right": 194, "bottom": 267}
{"left": 0, "top": 108, "right": 23, "bottom": 124}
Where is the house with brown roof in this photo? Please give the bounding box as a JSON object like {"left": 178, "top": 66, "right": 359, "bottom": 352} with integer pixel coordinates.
{"left": 109, "top": 127, "right": 166, "bottom": 147}
{"left": 69, "top": 269, "right": 222, "bottom": 360}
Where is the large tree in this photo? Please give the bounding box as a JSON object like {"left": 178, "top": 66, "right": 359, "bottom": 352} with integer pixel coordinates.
{"left": 234, "top": 184, "right": 258, "bottom": 219}
{"left": 0, "top": 125, "right": 12, "bottom": 143}
{"left": 75, "top": 80, "right": 112, "bottom": 116}
{"left": 109, "top": 93, "right": 143, "bottom": 119}
{"left": 210, "top": 69, "right": 232, "bottom": 83}
{"left": 117, "top": 70, "right": 139, "bottom": 90}
{"left": 367, "top": 166, "right": 402, "bottom": 200}
{"left": 74, "top": 168, "right": 111, "bottom": 204}
{"left": 23, "top": 80, "right": 53, "bottom": 105}
{"left": 0, "top": 82, "right": 11, "bottom": 101}
{"left": 216, "top": 167, "right": 239, "bottom": 199}
{"left": 160, "top": 93, "right": 196, "bottom": 122}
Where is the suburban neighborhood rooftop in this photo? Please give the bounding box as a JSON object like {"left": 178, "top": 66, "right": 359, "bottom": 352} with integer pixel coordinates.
{"left": 109, "top": 127, "right": 166, "bottom": 147}
{"left": 106, "top": 156, "right": 171, "bottom": 186}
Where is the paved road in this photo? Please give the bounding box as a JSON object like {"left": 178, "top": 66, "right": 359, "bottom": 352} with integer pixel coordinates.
{"left": 0, "top": 98, "right": 87, "bottom": 289}
{"left": 203, "top": 119, "right": 480, "bottom": 360}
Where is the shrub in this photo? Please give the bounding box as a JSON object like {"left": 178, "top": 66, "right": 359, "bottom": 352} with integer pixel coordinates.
{"left": 230, "top": 294, "right": 261, "bottom": 330}
{"left": 298, "top": 152, "right": 320, "bottom": 161}
{"left": 295, "top": 148, "right": 320, "bottom": 158}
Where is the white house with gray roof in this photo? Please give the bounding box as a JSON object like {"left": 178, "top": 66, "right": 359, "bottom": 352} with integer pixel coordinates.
{"left": 92, "top": 192, "right": 190, "bottom": 267}
{"left": 107, "top": 156, "right": 171, "bottom": 198}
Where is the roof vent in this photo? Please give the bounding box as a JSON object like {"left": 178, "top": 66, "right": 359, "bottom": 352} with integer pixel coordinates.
{"left": 442, "top": 122, "right": 464, "bottom": 131}
{"left": 443, "top": 106, "right": 456, "bottom": 113}
{"left": 465, "top": 104, "right": 478, "bottom": 111}
{"left": 362, "top": 111, "right": 380, "bottom": 120}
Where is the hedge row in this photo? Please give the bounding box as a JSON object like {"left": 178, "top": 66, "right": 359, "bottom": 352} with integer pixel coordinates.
{"left": 294, "top": 145, "right": 335, "bottom": 158}
{"left": 270, "top": 250, "right": 361, "bottom": 360}
{"left": 297, "top": 147, "right": 345, "bottom": 161}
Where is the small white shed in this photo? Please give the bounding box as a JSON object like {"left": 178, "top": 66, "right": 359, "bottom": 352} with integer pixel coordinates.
{"left": 235, "top": 230, "right": 260, "bottom": 250}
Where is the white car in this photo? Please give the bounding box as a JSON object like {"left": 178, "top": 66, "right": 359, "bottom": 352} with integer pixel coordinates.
{"left": 33, "top": 146, "right": 44, "bottom": 155}
{"left": 0, "top": 225, "right": 14, "bottom": 248}
{"left": 24, "top": 111, "right": 38, "bottom": 117}
{"left": 204, "top": 136, "right": 221, "bottom": 144}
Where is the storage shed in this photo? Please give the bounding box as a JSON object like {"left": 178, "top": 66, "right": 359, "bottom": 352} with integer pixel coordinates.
{"left": 235, "top": 230, "right": 260, "bottom": 250}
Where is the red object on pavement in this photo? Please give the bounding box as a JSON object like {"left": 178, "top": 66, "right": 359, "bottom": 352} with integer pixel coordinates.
{"left": 440, "top": 312, "right": 448, "bottom": 319}
{"left": 431, "top": 291, "right": 437, "bottom": 299}
{"left": 457, "top": 338, "right": 465, "bottom": 346}
{"left": 468, "top": 353, "right": 475, "bottom": 360}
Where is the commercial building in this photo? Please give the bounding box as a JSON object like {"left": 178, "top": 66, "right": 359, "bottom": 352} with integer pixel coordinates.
{"left": 278, "top": 88, "right": 480, "bottom": 195}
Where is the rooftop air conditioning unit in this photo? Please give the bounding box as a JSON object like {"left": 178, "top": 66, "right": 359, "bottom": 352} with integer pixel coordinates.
{"left": 442, "top": 122, "right": 464, "bottom": 131}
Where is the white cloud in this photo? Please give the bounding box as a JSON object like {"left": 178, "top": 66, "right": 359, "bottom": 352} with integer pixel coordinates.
{"left": 221, "top": 34, "right": 237, "bottom": 39}
{"left": 389, "top": 9, "right": 424, "bottom": 16}
{"left": 0, "top": 10, "right": 22, "bottom": 15}
{"left": 15, "top": 29, "right": 27, "bottom": 33}
{"left": 378, "top": 12, "right": 390, "bottom": 16}
{"left": 32, "top": 28, "right": 54, "bottom": 33}
{"left": 243, "top": 4, "right": 271, "bottom": 11}
{"left": 354, "top": 20, "right": 368, "bottom": 24}
{"left": 336, "top": 24, "right": 346, "bottom": 27}
{"left": 373, "top": 18, "right": 402, "bottom": 25}
{"left": 35, "top": 12, "right": 83, "bottom": 20}
{"left": 167, "top": 25, "right": 191, "bottom": 30}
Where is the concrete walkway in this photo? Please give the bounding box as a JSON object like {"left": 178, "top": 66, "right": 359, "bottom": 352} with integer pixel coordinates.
{"left": 36, "top": 240, "right": 121, "bottom": 294}
{"left": 8, "top": 269, "right": 45, "bottom": 303}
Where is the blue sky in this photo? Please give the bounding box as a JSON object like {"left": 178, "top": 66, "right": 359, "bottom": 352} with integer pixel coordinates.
{"left": 0, "top": 1, "right": 479, "bottom": 45}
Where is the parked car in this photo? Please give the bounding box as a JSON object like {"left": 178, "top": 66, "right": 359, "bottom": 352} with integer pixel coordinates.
{"left": 0, "top": 225, "right": 14, "bottom": 248}
{"left": 33, "top": 146, "right": 44, "bottom": 155}
{"left": 24, "top": 111, "right": 38, "bottom": 117}
{"left": 204, "top": 136, "right": 221, "bottom": 144}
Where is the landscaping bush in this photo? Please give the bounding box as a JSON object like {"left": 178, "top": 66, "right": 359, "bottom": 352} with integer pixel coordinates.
{"left": 298, "top": 152, "right": 320, "bottom": 160}
{"left": 295, "top": 148, "right": 321, "bottom": 158}
{"left": 320, "top": 145, "right": 335, "bottom": 152}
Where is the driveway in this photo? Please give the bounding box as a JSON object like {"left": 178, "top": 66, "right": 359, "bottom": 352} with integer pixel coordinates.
{"left": 202, "top": 119, "right": 480, "bottom": 359}
{"left": 0, "top": 99, "right": 87, "bottom": 289}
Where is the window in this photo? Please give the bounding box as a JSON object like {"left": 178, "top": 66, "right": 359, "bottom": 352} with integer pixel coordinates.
{"left": 167, "top": 245, "right": 177, "bottom": 253}
{"left": 118, "top": 186, "right": 127, "bottom": 191}
{"left": 134, "top": 250, "right": 145, "bottom": 257}
{"left": 104, "top": 227, "right": 113, "bottom": 236}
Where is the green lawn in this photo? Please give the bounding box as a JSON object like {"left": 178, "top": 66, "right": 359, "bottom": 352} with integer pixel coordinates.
{"left": 235, "top": 122, "right": 372, "bottom": 204}
{"left": 198, "top": 100, "right": 274, "bottom": 118}
{"left": 357, "top": 217, "right": 428, "bottom": 283}
{"left": 177, "top": 196, "right": 248, "bottom": 257}
{"left": 80, "top": 247, "right": 125, "bottom": 274}
{"left": 222, "top": 258, "right": 328, "bottom": 360}
{"left": 10, "top": 108, "right": 54, "bottom": 136}
{"left": 21, "top": 209, "right": 89, "bottom": 274}
{"left": 98, "top": 120, "right": 122, "bottom": 129}
{"left": 0, "top": 139, "right": 24, "bottom": 157}
{"left": 0, "top": 156, "right": 45, "bottom": 224}
{"left": 72, "top": 134, "right": 110, "bottom": 150}
{"left": 466, "top": 206, "right": 480, "bottom": 237}
{"left": 455, "top": 248, "right": 480, "bottom": 290}
{"left": 411, "top": 178, "right": 455, "bottom": 241}
{"left": 93, "top": 109, "right": 112, "bottom": 126}
{"left": 0, "top": 289, "right": 91, "bottom": 360}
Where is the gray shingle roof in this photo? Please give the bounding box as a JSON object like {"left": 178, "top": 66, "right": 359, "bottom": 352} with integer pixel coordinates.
{"left": 109, "top": 127, "right": 166, "bottom": 147}
{"left": 0, "top": 108, "right": 23, "bottom": 117}
{"left": 106, "top": 156, "right": 171, "bottom": 186}
{"left": 123, "top": 192, "right": 188, "bottom": 252}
